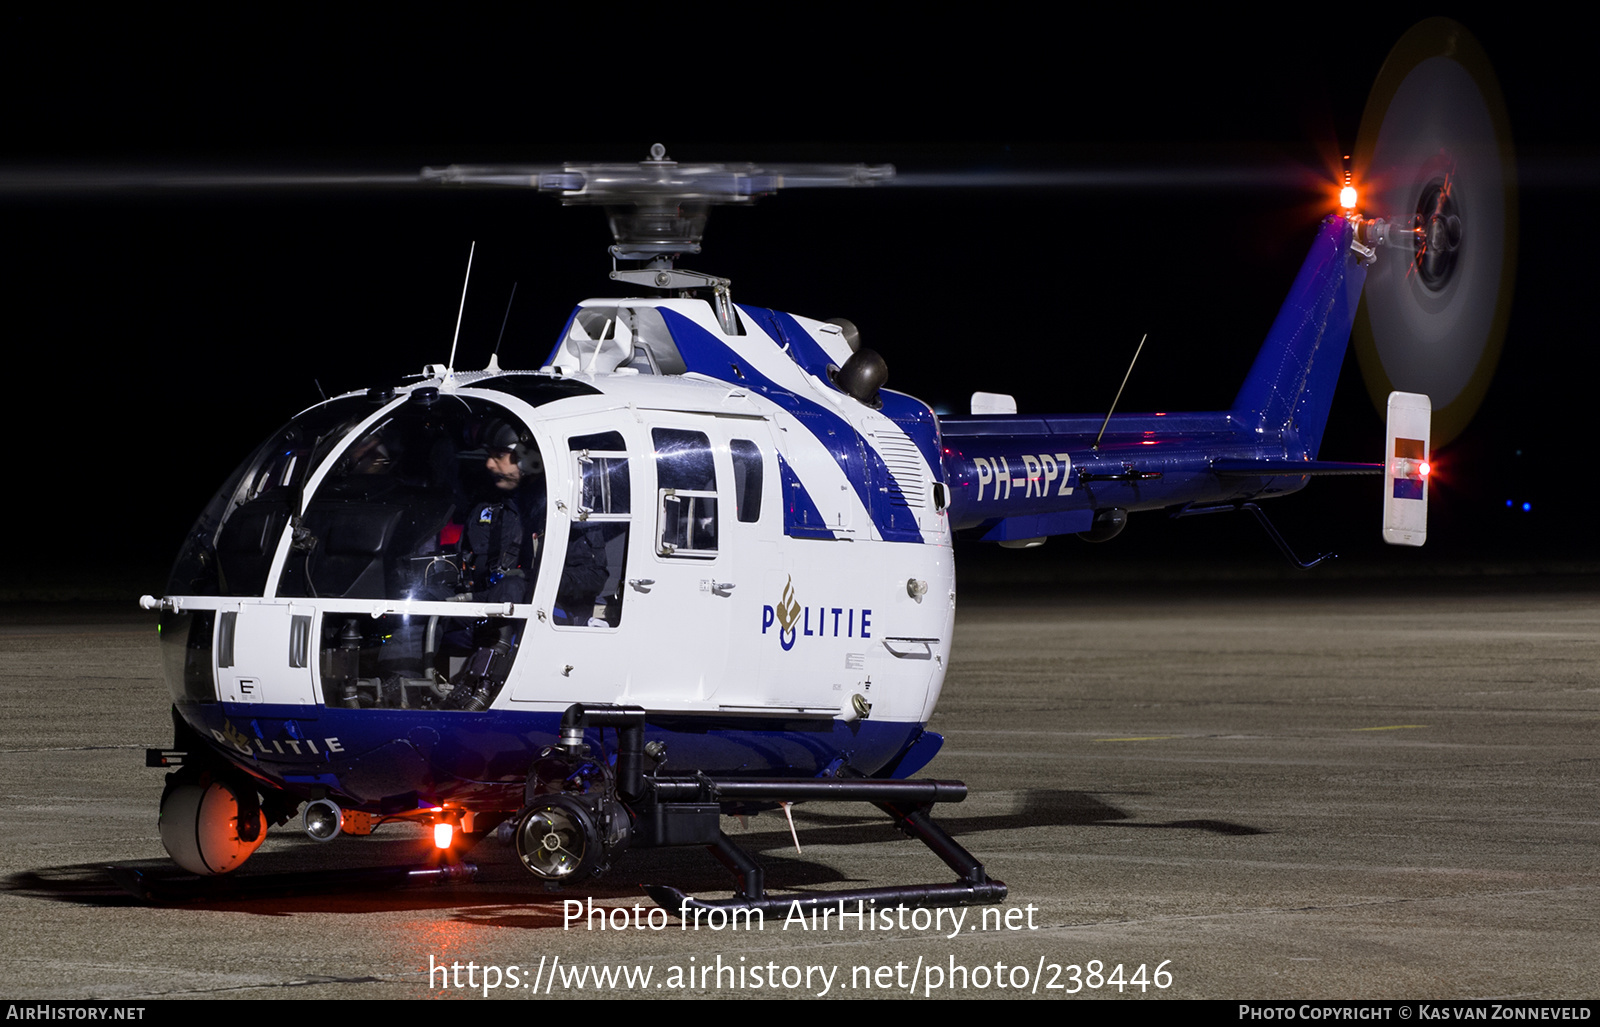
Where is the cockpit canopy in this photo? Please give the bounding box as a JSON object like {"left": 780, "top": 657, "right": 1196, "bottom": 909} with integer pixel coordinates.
{"left": 168, "top": 392, "right": 549, "bottom": 602}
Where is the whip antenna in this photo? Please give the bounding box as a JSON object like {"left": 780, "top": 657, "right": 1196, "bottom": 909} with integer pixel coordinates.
{"left": 447, "top": 240, "right": 476, "bottom": 373}
{"left": 487, "top": 281, "right": 518, "bottom": 371}
{"left": 1093, "top": 333, "right": 1148, "bottom": 450}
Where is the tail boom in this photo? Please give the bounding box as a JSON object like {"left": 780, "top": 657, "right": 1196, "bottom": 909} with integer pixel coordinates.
{"left": 940, "top": 215, "right": 1373, "bottom": 542}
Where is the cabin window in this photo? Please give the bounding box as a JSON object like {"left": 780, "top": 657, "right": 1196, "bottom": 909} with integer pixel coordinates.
{"left": 556, "top": 431, "right": 630, "bottom": 627}
{"left": 653, "top": 428, "right": 719, "bottom": 558}
{"left": 729, "top": 439, "right": 764, "bottom": 523}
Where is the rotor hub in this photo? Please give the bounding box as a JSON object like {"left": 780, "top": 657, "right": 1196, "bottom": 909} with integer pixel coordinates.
{"left": 422, "top": 145, "right": 894, "bottom": 267}
{"left": 1413, "top": 179, "right": 1463, "bottom": 291}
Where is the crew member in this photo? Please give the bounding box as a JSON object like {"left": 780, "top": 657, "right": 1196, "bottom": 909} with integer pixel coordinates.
{"left": 445, "top": 419, "right": 549, "bottom": 710}
{"left": 462, "top": 420, "right": 547, "bottom": 604}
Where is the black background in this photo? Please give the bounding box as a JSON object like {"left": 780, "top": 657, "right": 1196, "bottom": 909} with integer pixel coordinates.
{"left": 3, "top": 9, "right": 1594, "bottom": 598}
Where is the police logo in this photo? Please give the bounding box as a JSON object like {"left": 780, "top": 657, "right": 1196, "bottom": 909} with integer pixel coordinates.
{"left": 774, "top": 577, "right": 801, "bottom": 651}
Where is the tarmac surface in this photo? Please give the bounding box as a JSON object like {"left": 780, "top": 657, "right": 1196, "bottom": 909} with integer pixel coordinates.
{"left": 1, "top": 577, "right": 1596, "bottom": 1000}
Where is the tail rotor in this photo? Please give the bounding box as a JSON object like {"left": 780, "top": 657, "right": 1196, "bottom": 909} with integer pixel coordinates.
{"left": 1352, "top": 18, "right": 1517, "bottom": 447}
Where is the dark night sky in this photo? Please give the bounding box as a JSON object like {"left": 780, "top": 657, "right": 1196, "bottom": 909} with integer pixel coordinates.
{"left": 3, "top": 10, "right": 1594, "bottom": 598}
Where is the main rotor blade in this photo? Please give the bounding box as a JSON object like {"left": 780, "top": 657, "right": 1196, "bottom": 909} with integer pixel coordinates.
{"left": 0, "top": 160, "right": 1324, "bottom": 199}
{"left": 889, "top": 165, "right": 1319, "bottom": 189}
{"left": 0, "top": 166, "right": 427, "bottom": 196}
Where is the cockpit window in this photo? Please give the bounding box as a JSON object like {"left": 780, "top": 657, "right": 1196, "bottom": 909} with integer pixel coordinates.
{"left": 555, "top": 431, "right": 629, "bottom": 628}
{"left": 167, "top": 395, "right": 375, "bottom": 597}
{"left": 276, "top": 396, "right": 548, "bottom": 603}
{"left": 653, "top": 428, "right": 719, "bottom": 558}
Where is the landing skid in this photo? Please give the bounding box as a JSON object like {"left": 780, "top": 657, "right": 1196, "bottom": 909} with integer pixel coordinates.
{"left": 517, "top": 705, "right": 1009, "bottom": 915}
{"left": 639, "top": 782, "right": 1006, "bottom": 916}
{"left": 649, "top": 880, "right": 1008, "bottom": 916}
{"left": 108, "top": 861, "right": 478, "bottom": 903}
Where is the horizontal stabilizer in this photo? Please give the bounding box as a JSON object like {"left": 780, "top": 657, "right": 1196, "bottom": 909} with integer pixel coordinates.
{"left": 970, "top": 392, "right": 1017, "bottom": 415}
{"left": 1212, "top": 459, "right": 1382, "bottom": 477}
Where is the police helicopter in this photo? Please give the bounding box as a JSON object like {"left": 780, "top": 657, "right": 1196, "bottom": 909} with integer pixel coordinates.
{"left": 133, "top": 19, "right": 1514, "bottom": 914}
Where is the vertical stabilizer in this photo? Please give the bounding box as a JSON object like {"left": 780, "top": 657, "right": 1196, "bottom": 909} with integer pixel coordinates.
{"left": 1232, "top": 216, "right": 1368, "bottom": 457}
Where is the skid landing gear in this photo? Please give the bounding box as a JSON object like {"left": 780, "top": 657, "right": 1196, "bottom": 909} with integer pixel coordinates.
{"left": 109, "top": 861, "right": 478, "bottom": 903}
{"left": 527, "top": 704, "right": 1007, "bottom": 916}
{"left": 644, "top": 787, "right": 1006, "bottom": 916}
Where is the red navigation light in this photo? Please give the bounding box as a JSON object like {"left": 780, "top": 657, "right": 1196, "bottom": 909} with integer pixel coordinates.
{"left": 1419, "top": 461, "right": 1431, "bottom": 478}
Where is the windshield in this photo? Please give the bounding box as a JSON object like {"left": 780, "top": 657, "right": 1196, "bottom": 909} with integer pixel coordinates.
{"left": 166, "top": 395, "right": 378, "bottom": 596}
{"left": 276, "top": 394, "right": 549, "bottom": 603}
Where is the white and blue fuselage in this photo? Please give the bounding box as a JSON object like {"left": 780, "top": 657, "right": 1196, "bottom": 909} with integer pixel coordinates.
{"left": 157, "top": 297, "right": 957, "bottom": 816}
{"left": 154, "top": 214, "right": 1374, "bottom": 821}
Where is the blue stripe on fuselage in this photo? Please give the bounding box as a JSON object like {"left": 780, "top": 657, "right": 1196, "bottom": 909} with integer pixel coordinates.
{"left": 777, "top": 451, "right": 836, "bottom": 538}
{"left": 746, "top": 306, "right": 944, "bottom": 482}
{"left": 750, "top": 307, "right": 836, "bottom": 380}
{"left": 659, "top": 307, "right": 925, "bottom": 543}
{"left": 182, "top": 702, "right": 925, "bottom": 809}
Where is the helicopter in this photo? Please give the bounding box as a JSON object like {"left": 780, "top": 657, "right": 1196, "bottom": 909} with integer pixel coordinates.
{"left": 132, "top": 19, "right": 1514, "bottom": 915}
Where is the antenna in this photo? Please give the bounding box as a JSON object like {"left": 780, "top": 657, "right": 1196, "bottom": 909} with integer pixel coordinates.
{"left": 1093, "top": 333, "right": 1148, "bottom": 451}
{"left": 487, "top": 281, "right": 517, "bottom": 372}
{"left": 446, "top": 241, "right": 476, "bottom": 373}
{"left": 585, "top": 318, "right": 614, "bottom": 373}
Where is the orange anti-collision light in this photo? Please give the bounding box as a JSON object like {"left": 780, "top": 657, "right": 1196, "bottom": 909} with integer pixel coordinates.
{"left": 434, "top": 821, "right": 454, "bottom": 850}
{"left": 1340, "top": 185, "right": 1358, "bottom": 210}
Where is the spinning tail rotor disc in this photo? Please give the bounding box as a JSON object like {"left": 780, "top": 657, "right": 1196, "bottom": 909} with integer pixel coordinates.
{"left": 1353, "top": 18, "right": 1517, "bottom": 447}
